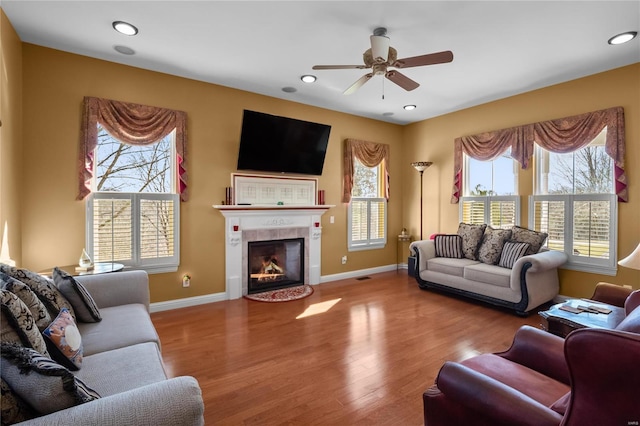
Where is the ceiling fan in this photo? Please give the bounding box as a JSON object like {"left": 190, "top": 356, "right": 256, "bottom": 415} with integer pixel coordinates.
{"left": 312, "top": 27, "right": 453, "bottom": 95}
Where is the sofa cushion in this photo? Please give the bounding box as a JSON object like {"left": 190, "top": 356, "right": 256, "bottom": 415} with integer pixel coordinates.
{"left": 53, "top": 267, "right": 102, "bottom": 323}
{"left": 498, "top": 241, "right": 531, "bottom": 269}
{"left": 43, "top": 308, "right": 84, "bottom": 371}
{"left": 1, "top": 272, "right": 52, "bottom": 331}
{"left": 78, "top": 303, "right": 160, "bottom": 356}
{"left": 478, "top": 227, "right": 512, "bottom": 265}
{"left": 434, "top": 234, "right": 464, "bottom": 259}
{"left": 0, "top": 290, "right": 49, "bottom": 356}
{"left": 511, "top": 225, "right": 548, "bottom": 255}
{"left": 457, "top": 223, "right": 487, "bottom": 260}
{"left": 463, "top": 263, "right": 511, "bottom": 288}
{"left": 1, "top": 377, "right": 37, "bottom": 424}
{"left": 76, "top": 342, "right": 167, "bottom": 397}
{"left": 0, "top": 343, "right": 100, "bottom": 416}
{"left": 0, "top": 264, "right": 76, "bottom": 321}
{"left": 428, "top": 257, "right": 479, "bottom": 277}
{"left": 615, "top": 306, "right": 640, "bottom": 333}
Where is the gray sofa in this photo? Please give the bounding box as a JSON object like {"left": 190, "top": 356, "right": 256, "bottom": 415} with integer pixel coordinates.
{"left": 410, "top": 239, "right": 568, "bottom": 315}
{"left": 15, "top": 270, "right": 205, "bottom": 426}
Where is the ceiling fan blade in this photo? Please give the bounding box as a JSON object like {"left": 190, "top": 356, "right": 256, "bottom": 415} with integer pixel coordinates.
{"left": 393, "top": 50, "right": 454, "bottom": 68}
{"left": 343, "top": 73, "right": 373, "bottom": 95}
{"left": 312, "top": 65, "right": 369, "bottom": 70}
{"left": 385, "top": 70, "right": 420, "bottom": 91}
{"left": 370, "top": 34, "right": 390, "bottom": 63}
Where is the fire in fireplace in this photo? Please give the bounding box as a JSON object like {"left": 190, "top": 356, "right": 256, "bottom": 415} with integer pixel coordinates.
{"left": 247, "top": 238, "right": 304, "bottom": 294}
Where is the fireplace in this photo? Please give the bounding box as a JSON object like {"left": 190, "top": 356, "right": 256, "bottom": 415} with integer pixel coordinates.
{"left": 213, "top": 204, "right": 332, "bottom": 300}
{"left": 247, "top": 238, "right": 304, "bottom": 294}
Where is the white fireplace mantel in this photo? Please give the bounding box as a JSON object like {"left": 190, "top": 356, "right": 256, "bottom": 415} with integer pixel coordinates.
{"left": 213, "top": 205, "right": 334, "bottom": 299}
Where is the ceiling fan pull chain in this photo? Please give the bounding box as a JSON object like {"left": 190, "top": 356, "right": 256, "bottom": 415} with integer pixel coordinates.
{"left": 382, "top": 77, "right": 385, "bottom": 100}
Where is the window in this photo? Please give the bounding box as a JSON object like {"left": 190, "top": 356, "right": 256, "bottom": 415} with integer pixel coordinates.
{"left": 348, "top": 158, "right": 387, "bottom": 251}
{"left": 86, "top": 124, "right": 180, "bottom": 272}
{"left": 460, "top": 150, "right": 519, "bottom": 229}
{"left": 531, "top": 129, "right": 617, "bottom": 274}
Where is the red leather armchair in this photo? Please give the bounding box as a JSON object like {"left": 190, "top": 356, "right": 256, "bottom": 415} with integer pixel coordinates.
{"left": 424, "top": 318, "right": 640, "bottom": 425}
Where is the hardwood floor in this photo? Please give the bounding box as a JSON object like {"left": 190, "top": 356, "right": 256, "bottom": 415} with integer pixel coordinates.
{"left": 151, "top": 271, "right": 545, "bottom": 425}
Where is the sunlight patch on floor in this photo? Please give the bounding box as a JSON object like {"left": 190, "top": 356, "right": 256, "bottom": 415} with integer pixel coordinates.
{"left": 296, "top": 298, "right": 342, "bottom": 319}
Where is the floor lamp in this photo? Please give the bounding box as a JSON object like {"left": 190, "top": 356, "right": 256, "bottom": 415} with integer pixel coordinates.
{"left": 411, "top": 161, "right": 433, "bottom": 240}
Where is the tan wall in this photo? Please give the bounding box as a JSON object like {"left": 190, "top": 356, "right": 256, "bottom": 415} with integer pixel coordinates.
{"left": 20, "top": 44, "right": 404, "bottom": 303}
{"left": 402, "top": 64, "right": 640, "bottom": 298}
{"left": 0, "top": 9, "right": 23, "bottom": 266}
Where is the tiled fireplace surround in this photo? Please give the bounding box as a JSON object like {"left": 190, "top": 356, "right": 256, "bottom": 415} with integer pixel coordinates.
{"left": 215, "top": 206, "right": 332, "bottom": 299}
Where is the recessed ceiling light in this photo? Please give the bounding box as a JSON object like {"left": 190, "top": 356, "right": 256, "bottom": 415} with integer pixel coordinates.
{"left": 114, "top": 45, "right": 135, "bottom": 55}
{"left": 282, "top": 87, "right": 297, "bottom": 93}
{"left": 403, "top": 105, "right": 417, "bottom": 111}
{"left": 112, "top": 21, "right": 138, "bottom": 36}
{"left": 608, "top": 31, "right": 637, "bottom": 45}
{"left": 301, "top": 75, "right": 317, "bottom": 83}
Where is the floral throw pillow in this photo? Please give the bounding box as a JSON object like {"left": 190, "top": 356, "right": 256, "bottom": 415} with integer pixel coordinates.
{"left": 1, "top": 272, "right": 52, "bottom": 331}
{"left": 0, "top": 289, "right": 50, "bottom": 356}
{"left": 42, "top": 308, "right": 83, "bottom": 371}
{"left": 457, "top": 223, "right": 487, "bottom": 260}
{"left": 0, "top": 264, "right": 75, "bottom": 321}
{"left": 478, "top": 227, "right": 513, "bottom": 265}
{"left": 511, "top": 226, "right": 548, "bottom": 255}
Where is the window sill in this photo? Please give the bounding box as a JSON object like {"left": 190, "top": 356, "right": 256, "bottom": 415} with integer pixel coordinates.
{"left": 561, "top": 262, "right": 616, "bottom": 276}
{"left": 348, "top": 243, "right": 386, "bottom": 252}
{"left": 125, "top": 264, "right": 179, "bottom": 275}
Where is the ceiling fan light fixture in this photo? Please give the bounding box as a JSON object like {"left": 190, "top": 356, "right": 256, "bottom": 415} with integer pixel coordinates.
{"left": 370, "top": 34, "right": 390, "bottom": 62}
{"left": 403, "top": 104, "right": 417, "bottom": 111}
{"left": 112, "top": 21, "right": 138, "bottom": 36}
{"left": 301, "top": 75, "right": 317, "bottom": 83}
{"left": 608, "top": 31, "right": 637, "bottom": 45}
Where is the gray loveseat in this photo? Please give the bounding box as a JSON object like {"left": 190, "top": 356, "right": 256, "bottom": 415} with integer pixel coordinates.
{"left": 6, "top": 270, "right": 204, "bottom": 426}
{"left": 410, "top": 237, "right": 568, "bottom": 315}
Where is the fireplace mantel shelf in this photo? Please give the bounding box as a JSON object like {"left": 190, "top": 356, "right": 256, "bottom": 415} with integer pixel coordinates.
{"left": 213, "top": 205, "right": 335, "bottom": 211}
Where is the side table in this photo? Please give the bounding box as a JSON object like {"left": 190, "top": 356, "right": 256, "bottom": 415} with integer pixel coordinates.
{"left": 39, "top": 262, "right": 125, "bottom": 278}
{"left": 397, "top": 233, "right": 411, "bottom": 272}
{"left": 539, "top": 298, "right": 626, "bottom": 337}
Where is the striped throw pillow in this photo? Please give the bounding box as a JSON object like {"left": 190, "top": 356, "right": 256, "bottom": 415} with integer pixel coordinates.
{"left": 434, "top": 235, "right": 464, "bottom": 259}
{"left": 498, "top": 241, "right": 531, "bottom": 269}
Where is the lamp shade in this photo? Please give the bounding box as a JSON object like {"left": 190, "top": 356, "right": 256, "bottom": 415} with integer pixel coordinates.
{"left": 618, "top": 243, "right": 640, "bottom": 271}
{"left": 411, "top": 161, "right": 433, "bottom": 172}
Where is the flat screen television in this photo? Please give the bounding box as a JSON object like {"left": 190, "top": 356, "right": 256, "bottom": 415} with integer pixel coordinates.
{"left": 237, "top": 110, "right": 331, "bottom": 176}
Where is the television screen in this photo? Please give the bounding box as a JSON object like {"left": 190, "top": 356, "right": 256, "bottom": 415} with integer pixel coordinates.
{"left": 237, "top": 110, "right": 331, "bottom": 176}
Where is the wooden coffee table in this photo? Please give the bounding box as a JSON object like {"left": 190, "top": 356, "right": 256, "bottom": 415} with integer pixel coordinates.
{"left": 539, "top": 298, "right": 626, "bottom": 337}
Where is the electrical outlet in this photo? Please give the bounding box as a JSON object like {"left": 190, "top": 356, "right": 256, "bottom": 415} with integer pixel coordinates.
{"left": 182, "top": 275, "right": 190, "bottom": 287}
{"left": 330, "top": 216, "right": 335, "bottom": 224}
{"left": 341, "top": 255, "right": 347, "bottom": 264}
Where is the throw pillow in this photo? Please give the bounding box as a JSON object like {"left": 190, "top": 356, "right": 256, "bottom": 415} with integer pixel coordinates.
{"left": 0, "top": 343, "right": 99, "bottom": 416}
{"left": 1, "top": 377, "right": 37, "bottom": 424}
{"left": 1, "top": 272, "right": 52, "bottom": 331}
{"left": 0, "top": 264, "right": 76, "bottom": 321}
{"left": 457, "top": 223, "right": 487, "bottom": 260}
{"left": 52, "top": 268, "right": 101, "bottom": 323}
{"left": 42, "top": 308, "right": 83, "bottom": 371}
{"left": 478, "top": 227, "right": 513, "bottom": 265}
{"left": 498, "top": 241, "right": 531, "bottom": 269}
{"left": 434, "top": 234, "right": 464, "bottom": 259}
{"left": 0, "top": 289, "right": 49, "bottom": 356}
{"left": 511, "top": 226, "right": 548, "bottom": 255}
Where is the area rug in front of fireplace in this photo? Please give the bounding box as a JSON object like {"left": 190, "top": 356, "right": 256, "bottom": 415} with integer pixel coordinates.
{"left": 244, "top": 285, "right": 314, "bottom": 303}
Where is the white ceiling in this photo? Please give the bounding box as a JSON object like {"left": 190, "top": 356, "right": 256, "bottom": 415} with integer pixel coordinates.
{"left": 3, "top": 1, "right": 639, "bottom": 125}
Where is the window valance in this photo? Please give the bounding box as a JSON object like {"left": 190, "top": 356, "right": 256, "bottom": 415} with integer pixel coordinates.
{"left": 451, "top": 106, "right": 626, "bottom": 203}
{"left": 342, "top": 139, "right": 390, "bottom": 203}
{"left": 78, "top": 96, "right": 188, "bottom": 201}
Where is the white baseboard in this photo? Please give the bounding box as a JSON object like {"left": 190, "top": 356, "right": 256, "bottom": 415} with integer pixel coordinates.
{"left": 320, "top": 264, "right": 398, "bottom": 283}
{"left": 150, "top": 264, "right": 401, "bottom": 312}
{"left": 150, "top": 292, "right": 227, "bottom": 313}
